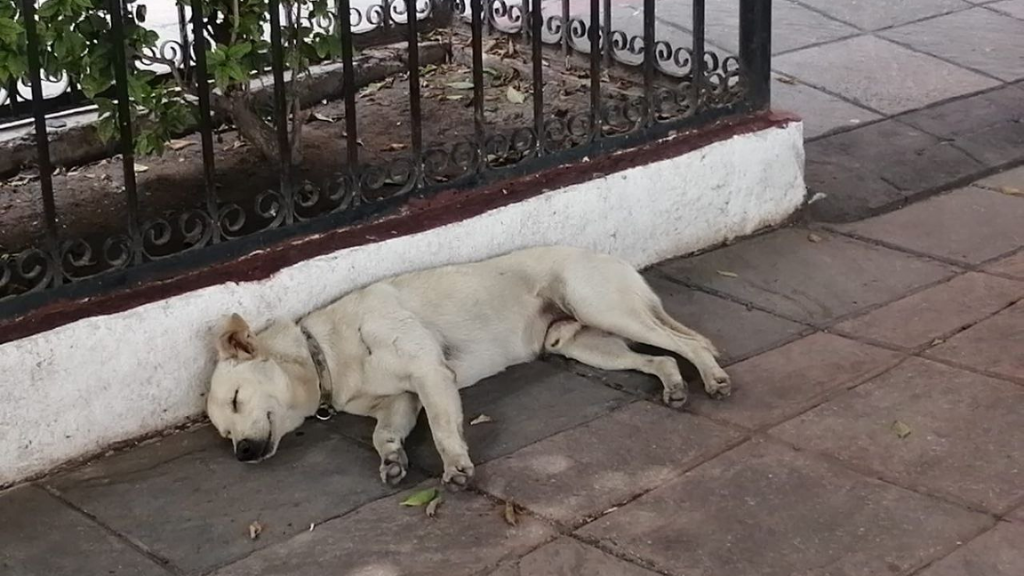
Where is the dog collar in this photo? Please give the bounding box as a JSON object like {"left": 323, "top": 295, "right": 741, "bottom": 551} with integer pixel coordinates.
{"left": 299, "top": 324, "right": 335, "bottom": 421}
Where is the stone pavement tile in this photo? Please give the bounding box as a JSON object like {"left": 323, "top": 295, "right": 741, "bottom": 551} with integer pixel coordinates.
{"left": 772, "top": 358, "right": 1024, "bottom": 513}
{"left": 835, "top": 272, "right": 1024, "bottom": 350}
{"left": 644, "top": 274, "right": 807, "bottom": 363}
{"left": 917, "top": 522, "right": 1024, "bottom": 576}
{"left": 900, "top": 84, "right": 1024, "bottom": 167}
{"left": 489, "top": 537, "right": 660, "bottom": 576}
{"left": 0, "top": 485, "right": 168, "bottom": 576}
{"left": 474, "top": 402, "right": 741, "bottom": 525}
{"left": 926, "top": 301, "right": 1024, "bottom": 382}
{"left": 985, "top": 250, "right": 1024, "bottom": 280}
{"left": 774, "top": 36, "right": 999, "bottom": 115}
{"left": 576, "top": 440, "right": 990, "bottom": 576}
{"left": 402, "top": 362, "right": 633, "bottom": 474}
{"left": 978, "top": 165, "right": 1024, "bottom": 191}
{"left": 658, "top": 228, "right": 959, "bottom": 324}
{"left": 771, "top": 73, "right": 883, "bottom": 139}
{"left": 882, "top": 8, "right": 1024, "bottom": 81}
{"left": 689, "top": 333, "right": 904, "bottom": 429}
{"left": 989, "top": 0, "right": 1024, "bottom": 18}
{"left": 1012, "top": 505, "right": 1024, "bottom": 521}
{"left": 805, "top": 120, "right": 986, "bottom": 221}
{"left": 796, "top": 0, "right": 971, "bottom": 30}
{"left": 48, "top": 421, "right": 407, "bottom": 574}
{"left": 839, "top": 188, "right": 1024, "bottom": 265}
{"left": 211, "top": 483, "right": 556, "bottom": 576}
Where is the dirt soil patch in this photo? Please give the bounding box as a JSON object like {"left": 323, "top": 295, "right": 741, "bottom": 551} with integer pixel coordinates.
{"left": 0, "top": 32, "right": 650, "bottom": 254}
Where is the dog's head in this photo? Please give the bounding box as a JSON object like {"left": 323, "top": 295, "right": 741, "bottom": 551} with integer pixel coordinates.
{"left": 207, "top": 314, "right": 319, "bottom": 463}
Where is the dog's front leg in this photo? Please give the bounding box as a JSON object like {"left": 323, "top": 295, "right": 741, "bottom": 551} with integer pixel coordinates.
{"left": 372, "top": 393, "right": 422, "bottom": 486}
{"left": 413, "top": 366, "right": 474, "bottom": 491}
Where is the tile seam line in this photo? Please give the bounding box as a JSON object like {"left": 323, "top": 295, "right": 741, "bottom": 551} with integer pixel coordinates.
{"left": 38, "top": 484, "right": 183, "bottom": 576}
{"left": 873, "top": 32, "right": 1010, "bottom": 83}
{"left": 758, "top": 434, "right": 1004, "bottom": 519}
{"left": 820, "top": 225, "right": 1024, "bottom": 270}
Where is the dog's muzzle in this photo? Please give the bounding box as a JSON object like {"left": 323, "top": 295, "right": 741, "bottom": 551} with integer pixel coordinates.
{"left": 235, "top": 439, "right": 267, "bottom": 462}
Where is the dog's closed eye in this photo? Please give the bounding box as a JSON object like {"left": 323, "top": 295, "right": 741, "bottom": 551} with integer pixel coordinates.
{"left": 231, "top": 389, "right": 239, "bottom": 413}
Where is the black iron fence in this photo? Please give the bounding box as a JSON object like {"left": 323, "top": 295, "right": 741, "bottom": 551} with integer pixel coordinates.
{"left": 0, "top": 0, "right": 771, "bottom": 322}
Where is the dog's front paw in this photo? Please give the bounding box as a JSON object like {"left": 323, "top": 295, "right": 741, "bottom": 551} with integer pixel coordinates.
{"left": 442, "top": 458, "right": 475, "bottom": 492}
{"left": 705, "top": 368, "right": 732, "bottom": 400}
{"left": 662, "top": 387, "right": 689, "bottom": 409}
{"left": 380, "top": 448, "right": 409, "bottom": 486}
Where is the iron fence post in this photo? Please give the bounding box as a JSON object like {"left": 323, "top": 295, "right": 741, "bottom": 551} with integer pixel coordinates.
{"left": 739, "top": 0, "right": 772, "bottom": 110}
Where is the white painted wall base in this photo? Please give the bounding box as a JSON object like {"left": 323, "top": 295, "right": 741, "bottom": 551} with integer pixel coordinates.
{"left": 0, "top": 121, "right": 805, "bottom": 487}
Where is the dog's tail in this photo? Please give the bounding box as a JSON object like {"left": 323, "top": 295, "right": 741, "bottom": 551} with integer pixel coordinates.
{"left": 649, "top": 302, "right": 721, "bottom": 358}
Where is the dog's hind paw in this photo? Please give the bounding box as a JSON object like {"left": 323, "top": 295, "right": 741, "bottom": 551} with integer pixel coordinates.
{"left": 442, "top": 461, "right": 475, "bottom": 492}
{"left": 704, "top": 369, "right": 732, "bottom": 400}
{"left": 662, "top": 388, "right": 689, "bottom": 409}
{"left": 380, "top": 449, "right": 409, "bottom": 486}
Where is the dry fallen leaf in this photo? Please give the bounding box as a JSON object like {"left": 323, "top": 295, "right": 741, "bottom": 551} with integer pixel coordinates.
{"left": 447, "top": 81, "right": 475, "bottom": 90}
{"left": 506, "top": 86, "right": 526, "bottom": 104}
{"left": 425, "top": 495, "right": 443, "bottom": 518}
{"left": 248, "top": 520, "right": 263, "bottom": 540}
{"left": 503, "top": 500, "right": 519, "bottom": 526}
{"left": 807, "top": 233, "right": 823, "bottom": 243}
{"left": 308, "top": 522, "right": 316, "bottom": 532}
{"left": 930, "top": 338, "right": 945, "bottom": 347}
{"left": 311, "top": 112, "right": 335, "bottom": 123}
{"left": 401, "top": 487, "right": 439, "bottom": 507}
{"left": 381, "top": 143, "right": 408, "bottom": 152}
{"left": 716, "top": 270, "right": 739, "bottom": 278}
{"left": 470, "top": 414, "right": 493, "bottom": 425}
{"left": 777, "top": 75, "right": 798, "bottom": 85}
{"left": 995, "top": 186, "right": 1023, "bottom": 196}
{"left": 892, "top": 420, "right": 912, "bottom": 439}
{"left": 167, "top": 139, "right": 194, "bottom": 151}
{"left": 134, "top": 164, "right": 149, "bottom": 174}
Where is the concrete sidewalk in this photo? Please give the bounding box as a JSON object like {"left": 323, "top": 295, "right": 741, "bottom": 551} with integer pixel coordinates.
{"left": 4, "top": 167, "right": 1024, "bottom": 576}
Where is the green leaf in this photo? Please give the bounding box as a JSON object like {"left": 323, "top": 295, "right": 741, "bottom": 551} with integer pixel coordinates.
{"left": 0, "top": 17, "right": 20, "bottom": 44}
{"left": 227, "top": 41, "right": 252, "bottom": 60}
{"left": 400, "top": 488, "right": 438, "bottom": 507}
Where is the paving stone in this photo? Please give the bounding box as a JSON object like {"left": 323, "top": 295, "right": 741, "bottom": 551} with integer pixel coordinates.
{"left": 772, "top": 358, "right": 1024, "bottom": 512}
{"left": 926, "top": 301, "right": 1024, "bottom": 382}
{"left": 774, "top": 36, "right": 998, "bottom": 115}
{"left": 978, "top": 165, "right": 1024, "bottom": 190}
{"left": 989, "top": 0, "right": 1024, "bottom": 19}
{"left": 985, "top": 250, "right": 1024, "bottom": 280}
{"left": 835, "top": 272, "right": 1024, "bottom": 349}
{"left": 211, "top": 483, "right": 556, "bottom": 576}
{"left": 796, "top": 0, "right": 972, "bottom": 30}
{"left": 882, "top": 8, "right": 1024, "bottom": 81}
{"left": 47, "top": 421, "right": 408, "bottom": 574}
{"left": 917, "top": 522, "right": 1024, "bottom": 576}
{"left": 838, "top": 187, "right": 1024, "bottom": 264}
{"left": 689, "top": 333, "right": 904, "bottom": 429}
{"left": 771, "top": 74, "right": 883, "bottom": 139}
{"left": 1012, "top": 505, "right": 1024, "bottom": 521}
{"left": 0, "top": 486, "right": 168, "bottom": 576}
{"left": 576, "top": 440, "right": 990, "bottom": 576}
{"left": 475, "top": 402, "right": 740, "bottom": 525}
{"left": 658, "top": 228, "right": 958, "bottom": 324}
{"left": 398, "top": 362, "right": 633, "bottom": 474}
{"left": 805, "top": 120, "right": 986, "bottom": 221}
{"left": 900, "top": 84, "right": 1024, "bottom": 167}
{"left": 489, "top": 537, "right": 661, "bottom": 576}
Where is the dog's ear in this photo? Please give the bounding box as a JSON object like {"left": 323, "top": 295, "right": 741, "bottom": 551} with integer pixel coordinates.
{"left": 217, "top": 313, "right": 259, "bottom": 360}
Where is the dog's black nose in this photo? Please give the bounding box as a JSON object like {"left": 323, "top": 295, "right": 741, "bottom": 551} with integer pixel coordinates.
{"left": 235, "top": 439, "right": 263, "bottom": 462}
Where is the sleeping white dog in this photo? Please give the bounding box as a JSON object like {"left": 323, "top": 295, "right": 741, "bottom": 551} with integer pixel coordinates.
{"left": 207, "top": 246, "right": 731, "bottom": 489}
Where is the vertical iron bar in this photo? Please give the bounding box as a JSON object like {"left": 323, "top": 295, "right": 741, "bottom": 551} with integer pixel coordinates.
{"left": 692, "top": 0, "right": 705, "bottom": 115}
{"left": 531, "top": 0, "right": 543, "bottom": 155}
{"left": 471, "top": 0, "right": 485, "bottom": 148}
{"left": 108, "top": 0, "right": 141, "bottom": 260}
{"left": 589, "top": 0, "right": 600, "bottom": 139}
{"left": 177, "top": 2, "right": 191, "bottom": 75}
{"left": 739, "top": 0, "right": 771, "bottom": 110}
{"left": 406, "top": 0, "right": 423, "bottom": 161}
{"left": 561, "top": 0, "right": 569, "bottom": 54}
{"left": 339, "top": 0, "right": 360, "bottom": 169}
{"left": 191, "top": 0, "right": 217, "bottom": 225}
{"left": 382, "top": 0, "right": 391, "bottom": 29}
{"left": 602, "top": 0, "right": 611, "bottom": 67}
{"left": 21, "top": 0, "right": 59, "bottom": 249}
{"left": 642, "top": 0, "right": 654, "bottom": 125}
{"left": 269, "top": 0, "right": 293, "bottom": 223}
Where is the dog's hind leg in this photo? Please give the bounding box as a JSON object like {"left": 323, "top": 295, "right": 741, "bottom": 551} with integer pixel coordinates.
{"left": 545, "top": 320, "right": 690, "bottom": 408}
{"left": 372, "top": 393, "right": 422, "bottom": 486}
